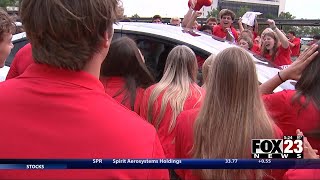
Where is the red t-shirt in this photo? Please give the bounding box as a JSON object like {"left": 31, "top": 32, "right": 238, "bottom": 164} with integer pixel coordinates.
{"left": 262, "top": 45, "right": 292, "bottom": 66}
{"left": 283, "top": 169, "right": 320, "bottom": 180}
{"left": 289, "top": 37, "right": 301, "bottom": 57}
{"left": 212, "top": 25, "right": 238, "bottom": 41}
{"left": 251, "top": 43, "right": 260, "bottom": 54}
{"left": 100, "top": 76, "right": 145, "bottom": 114}
{"left": 263, "top": 90, "right": 320, "bottom": 152}
{"left": 6, "top": 43, "right": 34, "bottom": 80}
{"left": 0, "top": 64, "right": 169, "bottom": 180}
{"left": 140, "top": 83, "right": 204, "bottom": 159}
{"left": 175, "top": 108, "right": 285, "bottom": 180}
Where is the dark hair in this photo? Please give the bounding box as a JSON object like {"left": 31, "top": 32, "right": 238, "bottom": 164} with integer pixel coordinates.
{"left": 219, "top": 9, "right": 236, "bottom": 21}
{"left": 293, "top": 42, "right": 320, "bottom": 110}
{"left": 0, "top": 8, "right": 15, "bottom": 41}
{"left": 288, "top": 31, "right": 296, "bottom": 36}
{"left": 314, "top": 35, "right": 320, "bottom": 40}
{"left": 200, "top": 25, "right": 212, "bottom": 33}
{"left": 101, "top": 37, "right": 155, "bottom": 110}
{"left": 152, "top": 15, "right": 162, "bottom": 22}
{"left": 20, "top": 0, "right": 123, "bottom": 71}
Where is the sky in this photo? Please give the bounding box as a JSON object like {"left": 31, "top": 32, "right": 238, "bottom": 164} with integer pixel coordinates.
{"left": 121, "top": 0, "right": 320, "bottom": 19}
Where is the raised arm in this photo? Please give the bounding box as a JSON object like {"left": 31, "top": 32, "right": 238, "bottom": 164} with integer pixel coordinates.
{"left": 254, "top": 18, "right": 259, "bottom": 34}
{"left": 182, "top": 0, "right": 197, "bottom": 27}
{"left": 238, "top": 17, "right": 244, "bottom": 32}
{"left": 259, "top": 44, "right": 318, "bottom": 95}
{"left": 267, "top": 19, "right": 289, "bottom": 49}
{"left": 186, "top": 11, "right": 202, "bottom": 29}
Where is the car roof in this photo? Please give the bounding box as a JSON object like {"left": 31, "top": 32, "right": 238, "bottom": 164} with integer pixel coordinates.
{"left": 1, "top": 23, "right": 295, "bottom": 92}
{"left": 114, "top": 22, "right": 295, "bottom": 92}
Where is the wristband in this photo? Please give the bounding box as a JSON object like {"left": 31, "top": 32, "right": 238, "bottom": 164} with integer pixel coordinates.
{"left": 271, "top": 25, "right": 277, "bottom": 30}
{"left": 278, "top": 72, "right": 285, "bottom": 83}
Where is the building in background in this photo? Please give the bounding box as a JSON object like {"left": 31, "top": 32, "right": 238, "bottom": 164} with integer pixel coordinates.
{"left": 202, "top": 0, "right": 286, "bottom": 18}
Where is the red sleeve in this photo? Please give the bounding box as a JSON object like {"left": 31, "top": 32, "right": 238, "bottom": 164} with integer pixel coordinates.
{"left": 6, "top": 43, "right": 33, "bottom": 80}
{"left": 283, "top": 169, "right": 320, "bottom": 180}
{"left": 5, "top": 53, "right": 19, "bottom": 80}
{"left": 293, "top": 38, "right": 301, "bottom": 46}
{"left": 263, "top": 90, "right": 291, "bottom": 123}
{"left": 212, "top": 25, "right": 221, "bottom": 37}
{"left": 147, "top": 133, "right": 169, "bottom": 180}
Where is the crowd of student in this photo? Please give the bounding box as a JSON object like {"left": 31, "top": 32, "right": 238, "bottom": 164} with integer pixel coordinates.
{"left": 0, "top": 0, "right": 319, "bottom": 180}
{"left": 149, "top": 0, "right": 317, "bottom": 69}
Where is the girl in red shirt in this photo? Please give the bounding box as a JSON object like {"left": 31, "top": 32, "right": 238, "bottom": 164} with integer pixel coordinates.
{"left": 175, "top": 47, "right": 285, "bottom": 180}
{"left": 100, "top": 37, "right": 154, "bottom": 114}
{"left": 260, "top": 43, "right": 320, "bottom": 152}
{"left": 140, "top": 45, "right": 204, "bottom": 159}
{"left": 261, "top": 19, "right": 292, "bottom": 67}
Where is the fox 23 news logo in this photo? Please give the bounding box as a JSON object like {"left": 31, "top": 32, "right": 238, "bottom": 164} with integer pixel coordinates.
{"left": 251, "top": 136, "right": 303, "bottom": 159}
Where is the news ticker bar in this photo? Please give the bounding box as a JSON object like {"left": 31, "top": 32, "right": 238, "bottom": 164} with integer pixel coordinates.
{"left": 0, "top": 159, "right": 320, "bottom": 169}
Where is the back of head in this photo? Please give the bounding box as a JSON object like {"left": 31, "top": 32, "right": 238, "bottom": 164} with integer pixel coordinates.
{"left": 294, "top": 41, "right": 320, "bottom": 109}
{"left": 240, "top": 29, "right": 254, "bottom": 40}
{"left": 193, "top": 47, "right": 274, "bottom": 179}
{"left": 20, "top": 0, "right": 123, "bottom": 71}
{"left": 0, "top": 8, "right": 15, "bottom": 42}
{"left": 162, "top": 45, "right": 197, "bottom": 84}
{"left": 147, "top": 45, "right": 199, "bottom": 131}
{"left": 202, "top": 54, "right": 216, "bottom": 86}
{"left": 101, "top": 37, "right": 154, "bottom": 88}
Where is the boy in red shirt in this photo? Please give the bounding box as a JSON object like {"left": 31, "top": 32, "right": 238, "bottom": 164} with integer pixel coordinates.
{"left": 213, "top": 9, "right": 238, "bottom": 42}
{"left": 0, "top": 0, "right": 169, "bottom": 179}
{"left": 288, "top": 31, "right": 301, "bottom": 61}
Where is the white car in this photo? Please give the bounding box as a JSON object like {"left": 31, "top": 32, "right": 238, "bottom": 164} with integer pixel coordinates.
{"left": 0, "top": 23, "right": 294, "bottom": 92}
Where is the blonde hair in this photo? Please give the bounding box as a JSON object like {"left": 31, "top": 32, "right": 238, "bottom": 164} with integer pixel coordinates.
{"left": 147, "top": 45, "right": 200, "bottom": 133}
{"left": 193, "top": 47, "right": 275, "bottom": 180}
{"left": 202, "top": 54, "right": 216, "bottom": 88}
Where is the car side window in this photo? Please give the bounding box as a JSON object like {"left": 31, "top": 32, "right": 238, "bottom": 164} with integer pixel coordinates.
{"left": 123, "top": 33, "right": 209, "bottom": 85}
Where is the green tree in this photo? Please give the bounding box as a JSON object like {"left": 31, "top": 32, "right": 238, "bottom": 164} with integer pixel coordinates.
{"left": 0, "top": 0, "right": 18, "bottom": 8}
{"left": 236, "top": 6, "right": 250, "bottom": 18}
{"left": 131, "top": 13, "right": 140, "bottom": 18}
{"left": 277, "top": 12, "right": 296, "bottom": 34}
{"left": 278, "top": 12, "right": 295, "bottom": 20}
{"left": 206, "top": 8, "right": 219, "bottom": 18}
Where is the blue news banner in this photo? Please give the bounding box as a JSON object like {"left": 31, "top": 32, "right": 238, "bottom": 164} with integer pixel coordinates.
{"left": 0, "top": 159, "right": 320, "bottom": 170}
